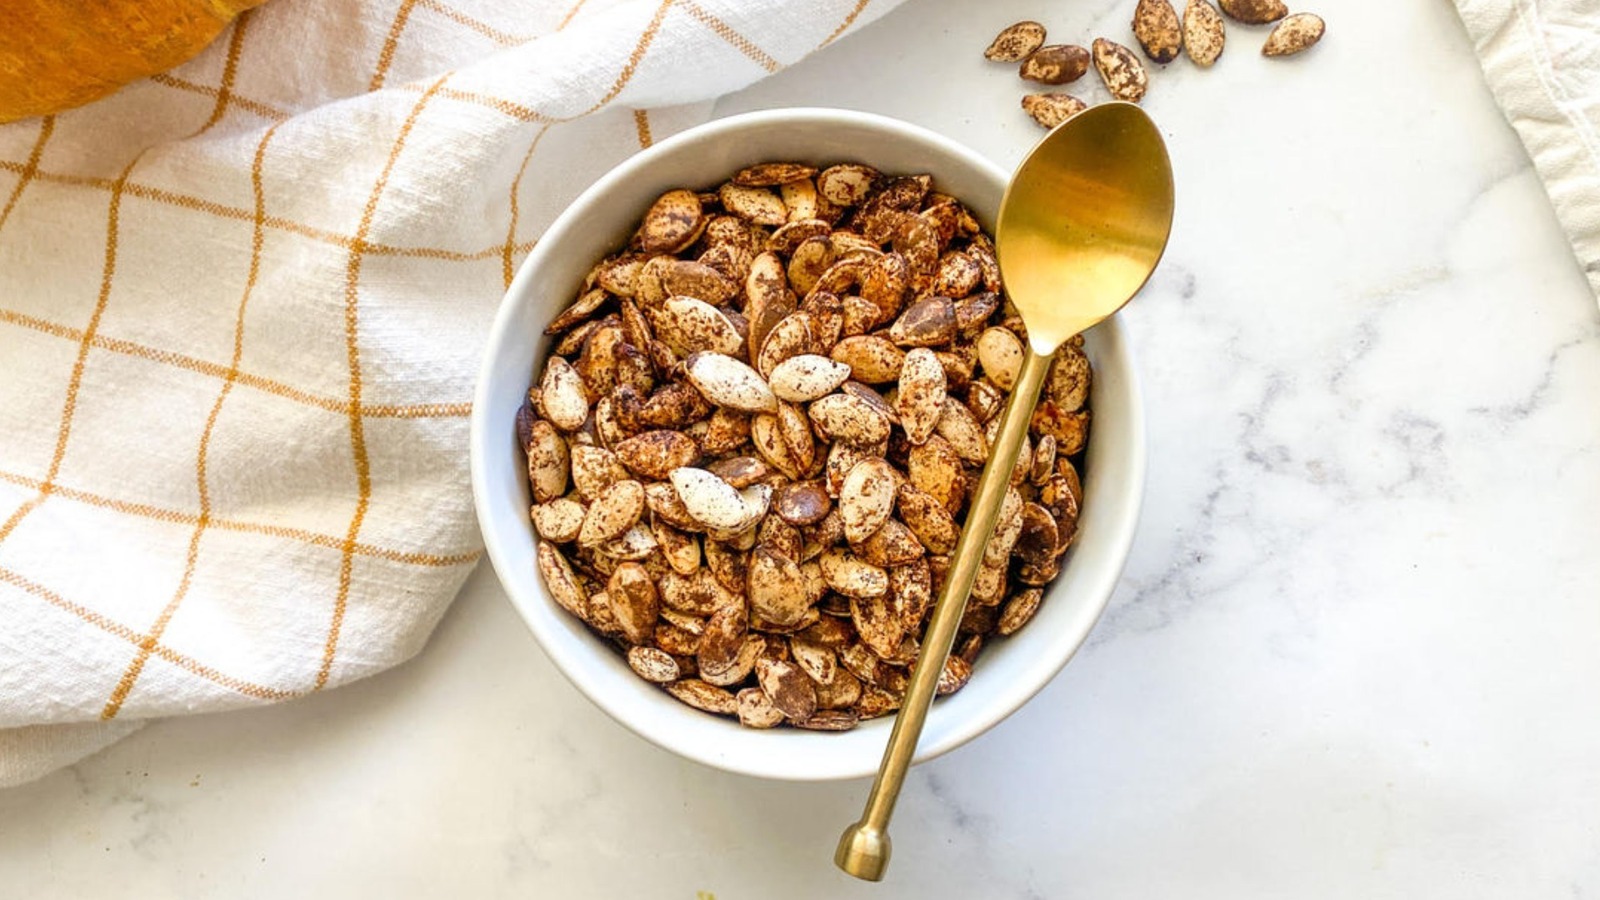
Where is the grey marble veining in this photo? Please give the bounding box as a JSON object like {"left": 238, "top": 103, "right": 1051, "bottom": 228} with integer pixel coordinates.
{"left": 4, "top": 0, "right": 1600, "bottom": 896}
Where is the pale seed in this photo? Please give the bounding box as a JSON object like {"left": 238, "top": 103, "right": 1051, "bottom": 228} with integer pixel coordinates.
{"left": 719, "top": 183, "right": 788, "bottom": 226}
{"left": 539, "top": 356, "right": 590, "bottom": 431}
{"left": 830, "top": 335, "right": 905, "bottom": 384}
{"left": 1262, "top": 12, "right": 1323, "bottom": 57}
{"left": 578, "top": 479, "right": 645, "bottom": 547}
{"left": 976, "top": 326, "right": 1025, "bottom": 390}
{"left": 537, "top": 541, "right": 587, "bottom": 619}
{"left": 627, "top": 645, "right": 680, "bottom": 683}
{"left": 1031, "top": 433, "right": 1058, "bottom": 486}
{"left": 935, "top": 399, "right": 988, "bottom": 463}
{"left": 600, "top": 522, "right": 658, "bottom": 560}
{"left": 796, "top": 709, "right": 858, "bottom": 731}
{"left": 889, "top": 558, "right": 932, "bottom": 627}
{"left": 744, "top": 251, "right": 795, "bottom": 368}
{"left": 1020, "top": 43, "right": 1091, "bottom": 84}
{"left": 697, "top": 606, "right": 749, "bottom": 682}
{"left": 972, "top": 559, "right": 1008, "bottom": 606}
{"left": 788, "top": 236, "right": 836, "bottom": 296}
{"left": 756, "top": 312, "right": 817, "bottom": 378}
{"left": 756, "top": 658, "right": 817, "bottom": 721}
{"left": 607, "top": 561, "right": 659, "bottom": 645}
{"left": 657, "top": 297, "right": 743, "bottom": 357}
{"left": 820, "top": 547, "right": 889, "bottom": 599}
{"left": 998, "top": 588, "right": 1044, "bottom": 636}
{"left": 545, "top": 287, "right": 608, "bottom": 335}
{"left": 530, "top": 497, "right": 584, "bottom": 543}
{"left": 839, "top": 457, "right": 898, "bottom": 544}
{"left": 685, "top": 351, "right": 778, "bottom": 413}
{"left": 614, "top": 430, "right": 699, "bottom": 481}
{"left": 1219, "top": 0, "right": 1286, "bottom": 24}
{"left": 809, "top": 393, "right": 891, "bottom": 446}
{"left": 896, "top": 348, "right": 947, "bottom": 445}
{"left": 888, "top": 296, "right": 957, "bottom": 348}
{"left": 699, "top": 407, "right": 751, "bottom": 456}
{"left": 936, "top": 655, "right": 972, "bottom": 696}
{"left": 851, "top": 593, "right": 906, "bottom": 659}
{"left": 660, "top": 568, "right": 738, "bottom": 617}
{"left": 824, "top": 441, "right": 872, "bottom": 499}
{"left": 638, "top": 189, "right": 704, "bottom": 255}
{"left": 525, "top": 420, "right": 569, "bottom": 503}
{"left": 768, "top": 219, "right": 832, "bottom": 255}
{"left": 1022, "top": 93, "right": 1088, "bottom": 129}
{"left": 854, "top": 518, "right": 925, "bottom": 568}
{"left": 791, "top": 638, "right": 838, "bottom": 685}
{"left": 769, "top": 354, "right": 852, "bottom": 402}
{"left": 1093, "top": 38, "right": 1150, "bottom": 103}
{"left": 780, "top": 179, "right": 819, "bottom": 221}
{"left": 750, "top": 412, "right": 803, "bottom": 479}
{"left": 1043, "top": 344, "right": 1094, "bottom": 413}
{"left": 736, "top": 686, "right": 786, "bottom": 727}
{"left": 817, "top": 164, "right": 880, "bottom": 207}
{"left": 661, "top": 259, "right": 738, "bottom": 305}
{"left": 1184, "top": 0, "right": 1226, "bottom": 66}
{"left": 705, "top": 455, "right": 768, "bottom": 489}
{"left": 652, "top": 517, "right": 701, "bottom": 574}
{"left": 739, "top": 482, "right": 773, "bottom": 525}
{"left": 984, "top": 20, "right": 1047, "bottom": 62}
{"left": 896, "top": 483, "right": 959, "bottom": 555}
{"left": 907, "top": 435, "right": 966, "bottom": 514}
{"left": 840, "top": 295, "right": 882, "bottom": 339}
{"left": 733, "top": 162, "right": 817, "bottom": 187}
{"left": 776, "top": 401, "right": 815, "bottom": 473}
{"left": 664, "top": 679, "right": 738, "bottom": 715}
{"left": 982, "top": 486, "right": 1026, "bottom": 569}
{"left": 748, "top": 546, "right": 812, "bottom": 627}
{"left": 1133, "top": 0, "right": 1184, "bottom": 63}
{"left": 670, "top": 467, "right": 750, "bottom": 530}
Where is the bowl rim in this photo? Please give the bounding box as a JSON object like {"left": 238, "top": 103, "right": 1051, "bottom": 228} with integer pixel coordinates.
{"left": 470, "top": 107, "right": 1146, "bottom": 780}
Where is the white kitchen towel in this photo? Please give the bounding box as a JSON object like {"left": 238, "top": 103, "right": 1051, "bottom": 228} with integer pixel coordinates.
{"left": 1455, "top": 0, "right": 1600, "bottom": 297}
{"left": 0, "top": 0, "right": 905, "bottom": 788}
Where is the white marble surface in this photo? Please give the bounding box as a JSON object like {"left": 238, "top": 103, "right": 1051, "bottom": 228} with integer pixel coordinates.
{"left": 5, "top": 0, "right": 1600, "bottom": 895}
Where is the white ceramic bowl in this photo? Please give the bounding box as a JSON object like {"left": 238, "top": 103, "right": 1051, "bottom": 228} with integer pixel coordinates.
{"left": 471, "top": 108, "right": 1145, "bottom": 781}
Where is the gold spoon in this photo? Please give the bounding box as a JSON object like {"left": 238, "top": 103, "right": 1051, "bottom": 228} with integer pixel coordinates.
{"left": 834, "top": 101, "right": 1175, "bottom": 882}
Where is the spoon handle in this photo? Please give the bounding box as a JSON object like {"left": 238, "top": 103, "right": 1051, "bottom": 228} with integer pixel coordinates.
{"left": 835, "top": 344, "right": 1056, "bottom": 881}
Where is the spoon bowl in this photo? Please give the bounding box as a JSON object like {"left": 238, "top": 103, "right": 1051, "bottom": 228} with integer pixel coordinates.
{"left": 998, "top": 102, "right": 1177, "bottom": 353}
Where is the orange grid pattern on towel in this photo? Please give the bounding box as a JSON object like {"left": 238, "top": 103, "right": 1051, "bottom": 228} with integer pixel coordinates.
{"left": 0, "top": 0, "right": 887, "bottom": 759}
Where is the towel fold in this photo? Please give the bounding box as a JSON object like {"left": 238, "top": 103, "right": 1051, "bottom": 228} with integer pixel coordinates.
{"left": 1455, "top": 0, "right": 1600, "bottom": 298}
